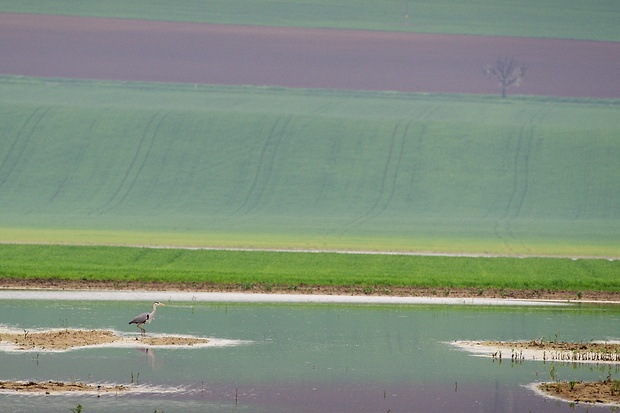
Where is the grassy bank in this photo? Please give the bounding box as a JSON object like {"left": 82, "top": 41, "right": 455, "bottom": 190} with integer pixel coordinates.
{"left": 1, "top": 0, "right": 619, "bottom": 41}
{"left": 1, "top": 244, "right": 618, "bottom": 293}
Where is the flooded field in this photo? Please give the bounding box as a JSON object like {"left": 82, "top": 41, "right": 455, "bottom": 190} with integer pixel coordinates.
{"left": 0, "top": 292, "right": 618, "bottom": 412}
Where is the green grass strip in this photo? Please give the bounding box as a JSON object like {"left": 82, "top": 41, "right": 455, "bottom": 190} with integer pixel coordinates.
{"left": 1, "top": 244, "right": 617, "bottom": 293}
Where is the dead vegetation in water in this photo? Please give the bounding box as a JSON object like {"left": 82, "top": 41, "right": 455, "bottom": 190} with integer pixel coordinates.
{"left": 484, "top": 339, "right": 620, "bottom": 363}
{"left": 455, "top": 339, "right": 620, "bottom": 406}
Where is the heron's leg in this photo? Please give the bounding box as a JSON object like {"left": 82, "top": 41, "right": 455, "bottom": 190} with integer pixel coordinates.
{"left": 136, "top": 323, "right": 146, "bottom": 336}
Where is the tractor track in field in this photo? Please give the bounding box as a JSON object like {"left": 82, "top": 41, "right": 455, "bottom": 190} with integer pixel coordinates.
{"left": 0, "top": 107, "right": 49, "bottom": 190}
{"left": 493, "top": 107, "right": 553, "bottom": 254}
{"left": 235, "top": 114, "right": 292, "bottom": 215}
{"left": 404, "top": 105, "right": 438, "bottom": 204}
{"left": 49, "top": 118, "right": 97, "bottom": 204}
{"left": 340, "top": 104, "right": 438, "bottom": 232}
{"left": 354, "top": 118, "right": 412, "bottom": 226}
{"left": 495, "top": 122, "right": 534, "bottom": 253}
{"left": 98, "top": 111, "right": 169, "bottom": 213}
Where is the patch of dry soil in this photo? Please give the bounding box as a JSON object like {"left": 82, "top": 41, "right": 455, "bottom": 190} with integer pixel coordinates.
{"left": 538, "top": 380, "right": 620, "bottom": 406}
{"left": 0, "top": 329, "right": 209, "bottom": 351}
{"left": 0, "top": 380, "right": 129, "bottom": 394}
{"left": 0, "top": 330, "right": 210, "bottom": 395}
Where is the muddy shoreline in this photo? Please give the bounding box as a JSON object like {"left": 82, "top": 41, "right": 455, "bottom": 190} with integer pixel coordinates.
{"left": 454, "top": 340, "right": 620, "bottom": 406}
{"left": 453, "top": 340, "right": 620, "bottom": 364}
{"left": 1, "top": 278, "right": 619, "bottom": 303}
{"left": 0, "top": 380, "right": 129, "bottom": 395}
{"left": 535, "top": 381, "right": 620, "bottom": 406}
{"left": 0, "top": 328, "right": 213, "bottom": 395}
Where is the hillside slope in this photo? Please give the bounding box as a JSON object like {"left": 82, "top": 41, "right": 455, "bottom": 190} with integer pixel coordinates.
{"left": 1, "top": 78, "right": 619, "bottom": 255}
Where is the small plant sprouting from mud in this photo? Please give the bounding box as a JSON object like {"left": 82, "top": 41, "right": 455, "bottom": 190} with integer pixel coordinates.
{"left": 69, "top": 404, "right": 83, "bottom": 413}
{"left": 363, "top": 286, "right": 374, "bottom": 295}
{"left": 603, "top": 370, "right": 620, "bottom": 399}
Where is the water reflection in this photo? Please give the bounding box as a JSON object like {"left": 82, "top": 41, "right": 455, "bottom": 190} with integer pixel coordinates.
{"left": 0, "top": 298, "right": 618, "bottom": 412}
{"left": 134, "top": 347, "right": 159, "bottom": 370}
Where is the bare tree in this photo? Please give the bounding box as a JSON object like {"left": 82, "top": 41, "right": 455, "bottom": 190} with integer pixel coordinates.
{"left": 484, "top": 56, "right": 526, "bottom": 98}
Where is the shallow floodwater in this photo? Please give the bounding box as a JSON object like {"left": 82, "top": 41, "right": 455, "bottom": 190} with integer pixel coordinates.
{"left": 0, "top": 297, "right": 619, "bottom": 412}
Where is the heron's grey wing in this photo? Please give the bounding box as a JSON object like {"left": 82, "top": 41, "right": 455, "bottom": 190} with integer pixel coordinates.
{"left": 129, "top": 312, "right": 149, "bottom": 324}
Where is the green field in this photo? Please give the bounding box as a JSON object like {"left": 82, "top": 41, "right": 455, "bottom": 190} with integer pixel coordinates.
{"left": 1, "top": 0, "right": 619, "bottom": 41}
{"left": 1, "top": 76, "right": 619, "bottom": 257}
{"left": 1, "top": 0, "right": 619, "bottom": 291}
{"left": 1, "top": 244, "right": 618, "bottom": 293}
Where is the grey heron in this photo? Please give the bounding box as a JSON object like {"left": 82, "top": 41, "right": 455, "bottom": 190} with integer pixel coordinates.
{"left": 129, "top": 301, "right": 165, "bottom": 336}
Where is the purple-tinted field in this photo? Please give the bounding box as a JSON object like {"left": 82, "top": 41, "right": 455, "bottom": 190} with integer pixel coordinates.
{"left": 2, "top": 13, "right": 619, "bottom": 97}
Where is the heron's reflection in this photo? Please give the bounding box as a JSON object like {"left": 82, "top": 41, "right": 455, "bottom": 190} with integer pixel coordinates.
{"left": 135, "top": 347, "right": 160, "bottom": 370}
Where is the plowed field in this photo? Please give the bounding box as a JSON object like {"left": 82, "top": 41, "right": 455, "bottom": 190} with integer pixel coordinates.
{"left": 2, "top": 13, "right": 619, "bottom": 98}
